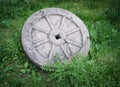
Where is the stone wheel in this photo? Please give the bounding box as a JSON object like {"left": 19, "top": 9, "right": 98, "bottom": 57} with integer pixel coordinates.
{"left": 21, "top": 8, "right": 90, "bottom": 66}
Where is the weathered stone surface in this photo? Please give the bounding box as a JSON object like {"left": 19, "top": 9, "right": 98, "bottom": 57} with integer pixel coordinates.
{"left": 21, "top": 8, "right": 90, "bottom": 66}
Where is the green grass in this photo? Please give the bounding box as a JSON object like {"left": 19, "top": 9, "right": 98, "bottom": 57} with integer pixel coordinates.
{"left": 0, "top": 0, "right": 120, "bottom": 87}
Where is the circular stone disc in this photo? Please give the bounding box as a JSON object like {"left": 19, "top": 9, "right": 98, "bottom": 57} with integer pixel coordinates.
{"left": 21, "top": 8, "right": 90, "bottom": 66}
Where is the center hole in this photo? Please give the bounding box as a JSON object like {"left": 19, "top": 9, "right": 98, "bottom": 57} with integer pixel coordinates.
{"left": 55, "top": 34, "right": 61, "bottom": 40}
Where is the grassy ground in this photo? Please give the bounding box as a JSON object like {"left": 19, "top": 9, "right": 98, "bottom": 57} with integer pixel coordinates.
{"left": 0, "top": 0, "right": 120, "bottom": 87}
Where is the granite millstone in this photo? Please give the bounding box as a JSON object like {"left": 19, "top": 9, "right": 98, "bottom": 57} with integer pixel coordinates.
{"left": 21, "top": 8, "right": 90, "bottom": 66}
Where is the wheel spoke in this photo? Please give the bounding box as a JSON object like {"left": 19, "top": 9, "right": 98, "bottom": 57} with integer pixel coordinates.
{"left": 33, "top": 39, "right": 49, "bottom": 48}
{"left": 59, "top": 16, "right": 65, "bottom": 30}
{"left": 67, "top": 43, "right": 73, "bottom": 55}
{"left": 66, "top": 28, "right": 80, "bottom": 36}
{"left": 60, "top": 45, "right": 70, "bottom": 60}
{"left": 45, "top": 16, "right": 54, "bottom": 30}
{"left": 66, "top": 39, "right": 82, "bottom": 48}
{"left": 33, "top": 26, "right": 49, "bottom": 34}
{"left": 48, "top": 45, "right": 55, "bottom": 60}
